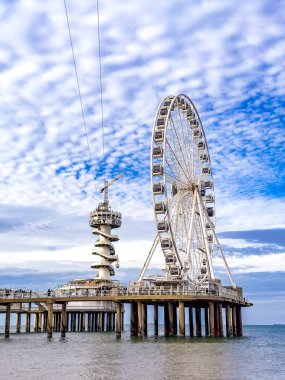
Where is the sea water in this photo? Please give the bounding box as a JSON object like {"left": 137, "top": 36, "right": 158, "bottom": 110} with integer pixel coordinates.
{"left": 0, "top": 325, "right": 284, "bottom": 379}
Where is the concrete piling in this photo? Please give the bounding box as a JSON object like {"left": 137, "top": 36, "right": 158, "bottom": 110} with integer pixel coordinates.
{"left": 218, "top": 303, "right": 224, "bottom": 337}
{"left": 137, "top": 301, "right": 143, "bottom": 337}
{"left": 189, "top": 305, "right": 194, "bottom": 337}
{"left": 214, "top": 303, "right": 219, "bottom": 337}
{"left": 195, "top": 306, "right": 202, "bottom": 337}
{"left": 204, "top": 306, "right": 209, "bottom": 336}
{"left": 226, "top": 304, "right": 232, "bottom": 336}
{"left": 130, "top": 302, "right": 138, "bottom": 337}
{"left": 154, "top": 304, "right": 159, "bottom": 336}
{"left": 168, "top": 303, "right": 174, "bottom": 336}
{"left": 47, "top": 301, "right": 53, "bottom": 338}
{"left": 116, "top": 302, "right": 122, "bottom": 338}
{"left": 143, "top": 304, "right": 148, "bottom": 336}
{"left": 209, "top": 302, "right": 215, "bottom": 337}
{"left": 232, "top": 305, "right": 237, "bottom": 336}
{"left": 61, "top": 303, "right": 67, "bottom": 338}
{"left": 16, "top": 312, "right": 21, "bottom": 333}
{"left": 236, "top": 306, "right": 243, "bottom": 337}
{"left": 164, "top": 304, "right": 170, "bottom": 337}
{"left": 179, "top": 301, "right": 185, "bottom": 336}
{"left": 81, "top": 312, "right": 86, "bottom": 332}
{"left": 26, "top": 303, "right": 31, "bottom": 333}
{"left": 5, "top": 304, "right": 11, "bottom": 338}
{"left": 173, "top": 305, "right": 177, "bottom": 335}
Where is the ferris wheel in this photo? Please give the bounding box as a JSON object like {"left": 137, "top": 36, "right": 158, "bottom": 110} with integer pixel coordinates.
{"left": 139, "top": 94, "right": 235, "bottom": 288}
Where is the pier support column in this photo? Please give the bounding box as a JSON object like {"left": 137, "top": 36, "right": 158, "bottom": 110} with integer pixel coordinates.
{"left": 34, "top": 313, "right": 38, "bottom": 332}
{"left": 173, "top": 305, "right": 177, "bottom": 335}
{"left": 179, "top": 301, "right": 185, "bottom": 336}
{"left": 236, "top": 306, "right": 243, "bottom": 337}
{"left": 154, "top": 305, "right": 158, "bottom": 336}
{"left": 214, "top": 303, "right": 219, "bottom": 337}
{"left": 94, "top": 313, "right": 98, "bottom": 332}
{"left": 137, "top": 301, "right": 143, "bottom": 337}
{"left": 87, "top": 313, "right": 91, "bottom": 332}
{"left": 195, "top": 306, "right": 202, "bottom": 337}
{"left": 112, "top": 312, "right": 116, "bottom": 331}
{"left": 209, "top": 302, "right": 215, "bottom": 337}
{"left": 61, "top": 303, "right": 67, "bottom": 338}
{"left": 130, "top": 302, "right": 138, "bottom": 337}
{"left": 16, "top": 312, "right": 21, "bottom": 333}
{"left": 5, "top": 303, "right": 11, "bottom": 338}
{"left": 98, "top": 312, "right": 103, "bottom": 331}
{"left": 108, "top": 313, "right": 112, "bottom": 331}
{"left": 47, "top": 301, "right": 54, "bottom": 339}
{"left": 122, "top": 311, "right": 124, "bottom": 331}
{"left": 116, "top": 302, "right": 122, "bottom": 339}
{"left": 168, "top": 303, "right": 174, "bottom": 335}
{"left": 189, "top": 305, "right": 194, "bottom": 337}
{"left": 226, "top": 304, "right": 232, "bottom": 337}
{"left": 164, "top": 304, "right": 170, "bottom": 337}
{"left": 143, "top": 304, "right": 148, "bottom": 336}
{"left": 38, "top": 313, "right": 42, "bottom": 332}
{"left": 26, "top": 303, "right": 31, "bottom": 333}
{"left": 204, "top": 307, "right": 209, "bottom": 336}
{"left": 81, "top": 312, "right": 86, "bottom": 332}
{"left": 218, "top": 304, "right": 224, "bottom": 337}
{"left": 102, "top": 312, "right": 105, "bottom": 332}
{"left": 76, "top": 313, "right": 80, "bottom": 331}
{"left": 42, "top": 312, "right": 47, "bottom": 332}
{"left": 232, "top": 305, "right": 237, "bottom": 336}
{"left": 109, "top": 313, "right": 112, "bottom": 331}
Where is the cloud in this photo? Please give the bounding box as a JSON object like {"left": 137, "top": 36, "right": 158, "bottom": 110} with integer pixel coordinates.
{"left": 0, "top": 0, "right": 284, "bottom": 325}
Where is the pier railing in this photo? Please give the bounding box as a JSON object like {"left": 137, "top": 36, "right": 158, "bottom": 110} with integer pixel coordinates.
{"left": 0, "top": 287, "right": 246, "bottom": 303}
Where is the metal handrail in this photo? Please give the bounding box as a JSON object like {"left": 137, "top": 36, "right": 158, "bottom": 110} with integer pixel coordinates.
{"left": 0, "top": 287, "right": 246, "bottom": 303}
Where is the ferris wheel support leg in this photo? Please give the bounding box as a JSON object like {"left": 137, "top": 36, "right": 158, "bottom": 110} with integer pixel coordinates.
{"left": 215, "top": 238, "right": 236, "bottom": 288}
{"left": 199, "top": 195, "right": 236, "bottom": 288}
{"left": 138, "top": 235, "right": 159, "bottom": 281}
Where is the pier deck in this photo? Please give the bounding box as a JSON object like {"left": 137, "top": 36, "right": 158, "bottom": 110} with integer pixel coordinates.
{"left": 0, "top": 287, "right": 251, "bottom": 339}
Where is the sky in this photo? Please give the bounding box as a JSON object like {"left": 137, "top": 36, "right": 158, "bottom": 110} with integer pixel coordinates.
{"left": 0, "top": 0, "right": 284, "bottom": 324}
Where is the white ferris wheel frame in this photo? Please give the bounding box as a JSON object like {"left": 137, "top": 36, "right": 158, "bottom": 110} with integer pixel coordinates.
{"left": 139, "top": 94, "right": 235, "bottom": 288}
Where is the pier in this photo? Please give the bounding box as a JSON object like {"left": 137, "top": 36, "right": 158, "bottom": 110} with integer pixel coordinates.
{"left": 0, "top": 287, "right": 251, "bottom": 339}
{"left": 0, "top": 94, "right": 253, "bottom": 341}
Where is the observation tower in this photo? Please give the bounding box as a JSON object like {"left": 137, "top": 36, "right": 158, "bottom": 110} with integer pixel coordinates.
{"left": 89, "top": 174, "right": 123, "bottom": 280}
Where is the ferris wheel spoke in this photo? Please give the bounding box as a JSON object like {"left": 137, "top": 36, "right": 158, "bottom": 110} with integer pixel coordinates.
{"left": 164, "top": 156, "right": 181, "bottom": 182}
{"left": 165, "top": 171, "right": 189, "bottom": 188}
{"left": 169, "top": 115, "right": 193, "bottom": 180}
{"left": 165, "top": 138, "right": 191, "bottom": 182}
{"left": 176, "top": 109, "right": 194, "bottom": 180}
